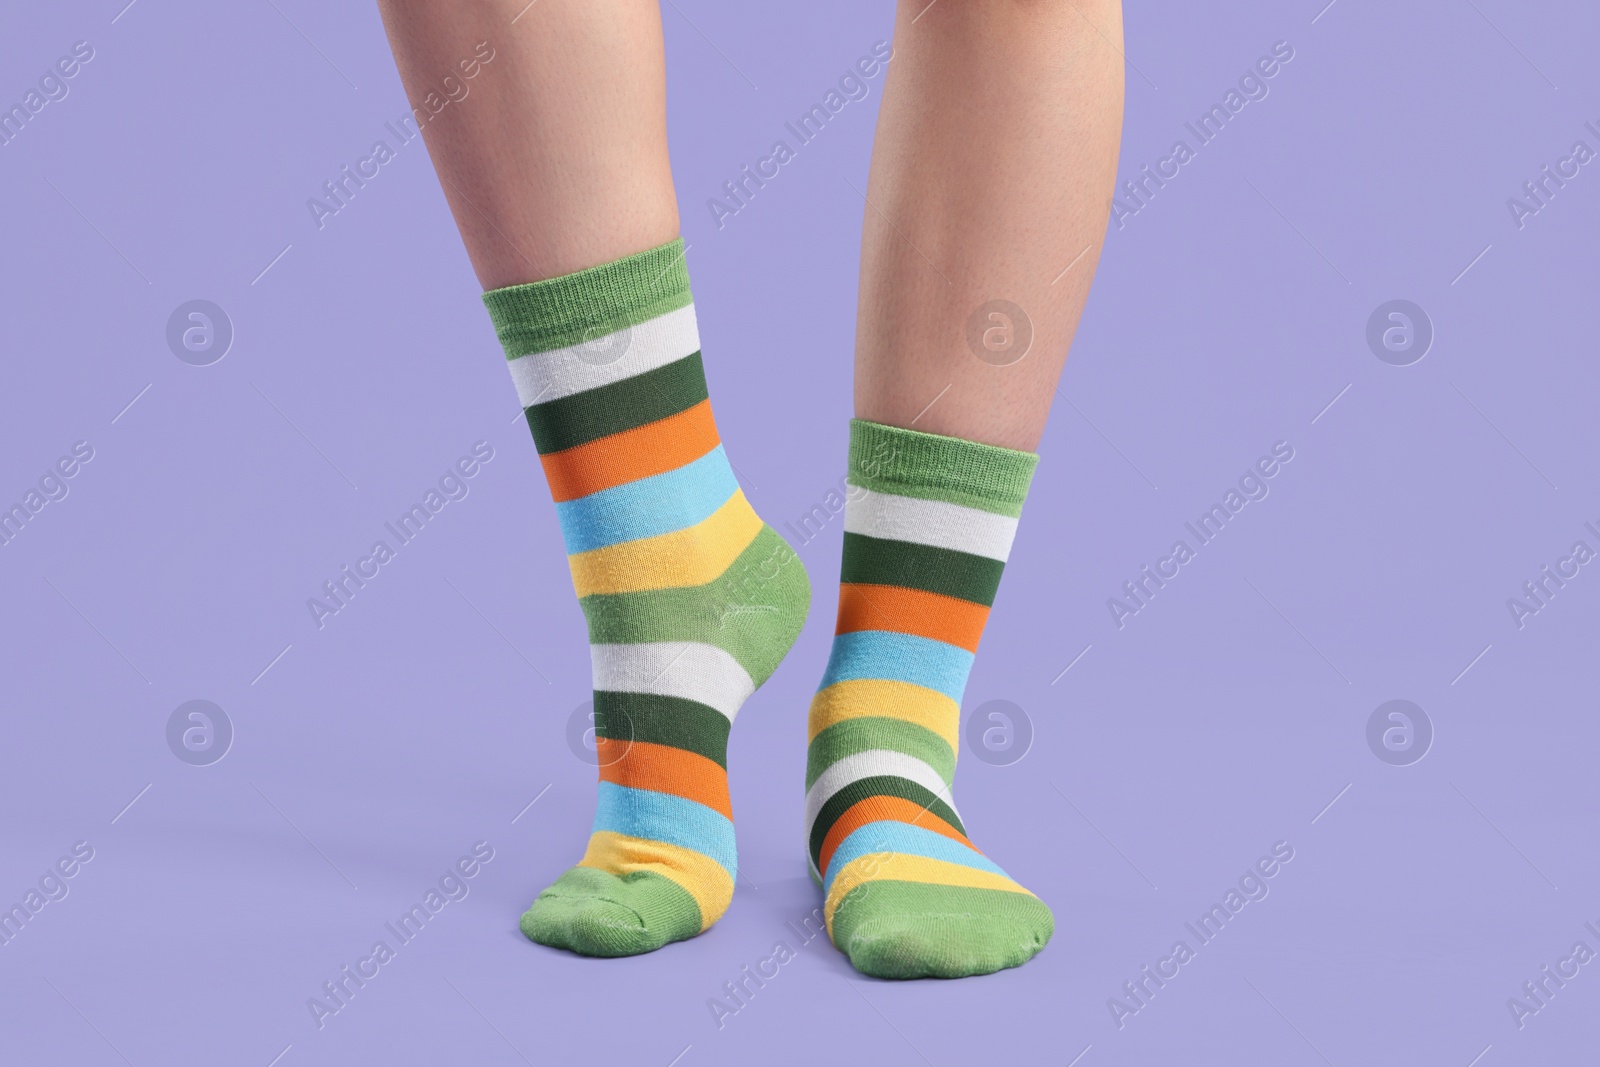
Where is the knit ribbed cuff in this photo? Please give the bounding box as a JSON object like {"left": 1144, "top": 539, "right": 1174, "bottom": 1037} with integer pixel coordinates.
{"left": 846, "top": 419, "right": 1038, "bottom": 518}
{"left": 481, "top": 238, "right": 692, "bottom": 359}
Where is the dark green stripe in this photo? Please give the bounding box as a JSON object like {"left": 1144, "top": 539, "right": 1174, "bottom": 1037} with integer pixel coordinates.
{"left": 594, "top": 691, "right": 730, "bottom": 768}
{"left": 482, "top": 238, "right": 692, "bottom": 359}
{"left": 839, "top": 533, "right": 1005, "bottom": 607}
{"left": 809, "top": 775, "right": 966, "bottom": 871}
{"left": 526, "top": 353, "right": 708, "bottom": 455}
{"left": 580, "top": 526, "right": 810, "bottom": 686}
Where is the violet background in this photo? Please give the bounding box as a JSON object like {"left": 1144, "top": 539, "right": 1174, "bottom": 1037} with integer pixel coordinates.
{"left": 3, "top": 1, "right": 1599, "bottom": 1064}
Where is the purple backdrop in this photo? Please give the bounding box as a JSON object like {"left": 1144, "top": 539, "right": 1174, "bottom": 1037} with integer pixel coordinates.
{"left": 3, "top": 1, "right": 1598, "bottom": 1064}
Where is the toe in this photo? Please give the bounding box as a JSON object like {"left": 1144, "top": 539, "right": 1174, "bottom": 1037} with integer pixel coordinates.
{"left": 520, "top": 866, "right": 703, "bottom": 958}
{"left": 830, "top": 881, "right": 1054, "bottom": 979}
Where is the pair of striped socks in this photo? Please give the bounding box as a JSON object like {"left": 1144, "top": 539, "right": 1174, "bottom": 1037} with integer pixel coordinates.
{"left": 483, "top": 239, "right": 1051, "bottom": 979}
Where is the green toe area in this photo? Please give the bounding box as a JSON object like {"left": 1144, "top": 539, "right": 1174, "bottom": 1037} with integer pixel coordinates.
{"left": 520, "top": 867, "right": 703, "bottom": 958}
{"left": 830, "top": 880, "right": 1054, "bottom": 979}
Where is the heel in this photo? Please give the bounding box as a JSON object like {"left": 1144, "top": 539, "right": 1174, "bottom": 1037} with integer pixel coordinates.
{"left": 708, "top": 524, "right": 811, "bottom": 689}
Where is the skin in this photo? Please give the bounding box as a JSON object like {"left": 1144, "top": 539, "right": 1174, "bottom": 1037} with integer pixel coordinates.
{"left": 854, "top": 0, "right": 1124, "bottom": 450}
{"left": 375, "top": 0, "right": 680, "bottom": 290}
{"left": 374, "top": 0, "right": 1124, "bottom": 452}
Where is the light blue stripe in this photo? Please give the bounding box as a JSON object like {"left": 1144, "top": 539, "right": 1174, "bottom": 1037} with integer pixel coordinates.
{"left": 555, "top": 445, "right": 737, "bottom": 553}
{"left": 592, "top": 781, "right": 737, "bottom": 876}
{"left": 818, "top": 631, "right": 974, "bottom": 702}
{"left": 822, "top": 820, "right": 1007, "bottom": 891}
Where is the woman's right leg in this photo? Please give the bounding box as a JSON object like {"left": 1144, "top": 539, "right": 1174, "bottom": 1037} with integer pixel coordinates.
{"left": 376, "top": 0, "right": 811, "bottom": 957}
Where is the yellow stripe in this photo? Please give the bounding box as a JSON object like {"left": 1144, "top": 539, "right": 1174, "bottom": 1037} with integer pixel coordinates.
{"left": 808, "top": 679, "right": 960, "bottom": 752}
{"left": 579, "top": 830, "right": 734, "bottom": 931}
{"left": 823, "top": 852, "right": 1032, "bottom": 930}
{"left": 567, "top": 490, "right": 764, "bottom": 597}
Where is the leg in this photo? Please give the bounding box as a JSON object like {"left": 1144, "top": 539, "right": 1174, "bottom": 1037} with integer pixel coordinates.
{"left": 856, "top": 0, "right": 1124, "bottom": 451}
{"left": 377, "top": 0, "right": 811, "bottom": 957}
{"left": 376, "top": 0, "right": 678, "bottom": 287}
{"left": 807, "top": 0, "right": 1125, "bottom": 978}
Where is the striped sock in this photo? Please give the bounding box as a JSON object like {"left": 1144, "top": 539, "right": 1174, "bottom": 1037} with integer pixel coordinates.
{"left": 805, "top": 419, "right": 1053, "bottom": 979}
{"left": 483, "top": 239, "right": 811, "bottom": 957}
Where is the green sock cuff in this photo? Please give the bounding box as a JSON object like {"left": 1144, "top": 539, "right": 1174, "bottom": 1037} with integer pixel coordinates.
{"left": 481, "top": 238, "right": 692, "bottom": 359}
{"left": 847, "top": 419, "right": 1038, "bottom": 518}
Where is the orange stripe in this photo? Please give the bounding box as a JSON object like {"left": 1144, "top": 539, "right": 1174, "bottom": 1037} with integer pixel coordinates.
{"left": 818, "top": 794, "right": 975, "bottom": 878}
{"left": 597, "top": 739, "right": 732, "bottom": 820}
{"left": 540, "top": 399, "right": 721, "bottom": 502}
{"left": 835, "top": 583, "right": 991, "bottom": 652}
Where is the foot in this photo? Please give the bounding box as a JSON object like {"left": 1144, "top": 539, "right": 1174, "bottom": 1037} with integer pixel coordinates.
{"left": 805, "top": 420, "right": 1052, "bottom": 978}
{"left": 522, "top": 564, "right": 807, "bottom": 957}
{"left": 481, "top": 241, "right": 811, "bottom": 957}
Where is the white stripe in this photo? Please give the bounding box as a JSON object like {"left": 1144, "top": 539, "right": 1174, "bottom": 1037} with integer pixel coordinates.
{"left": 590, "top": 642, "right": 754, "bottom": 722}
{"left": 507, "top": 303, "right": 700, "bottom": 408}
{"left": 804, "top": 749, "right": 958, "bottom": 840}
{"left": 844, "top": 488, "right": 1019, "bottom": 562}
